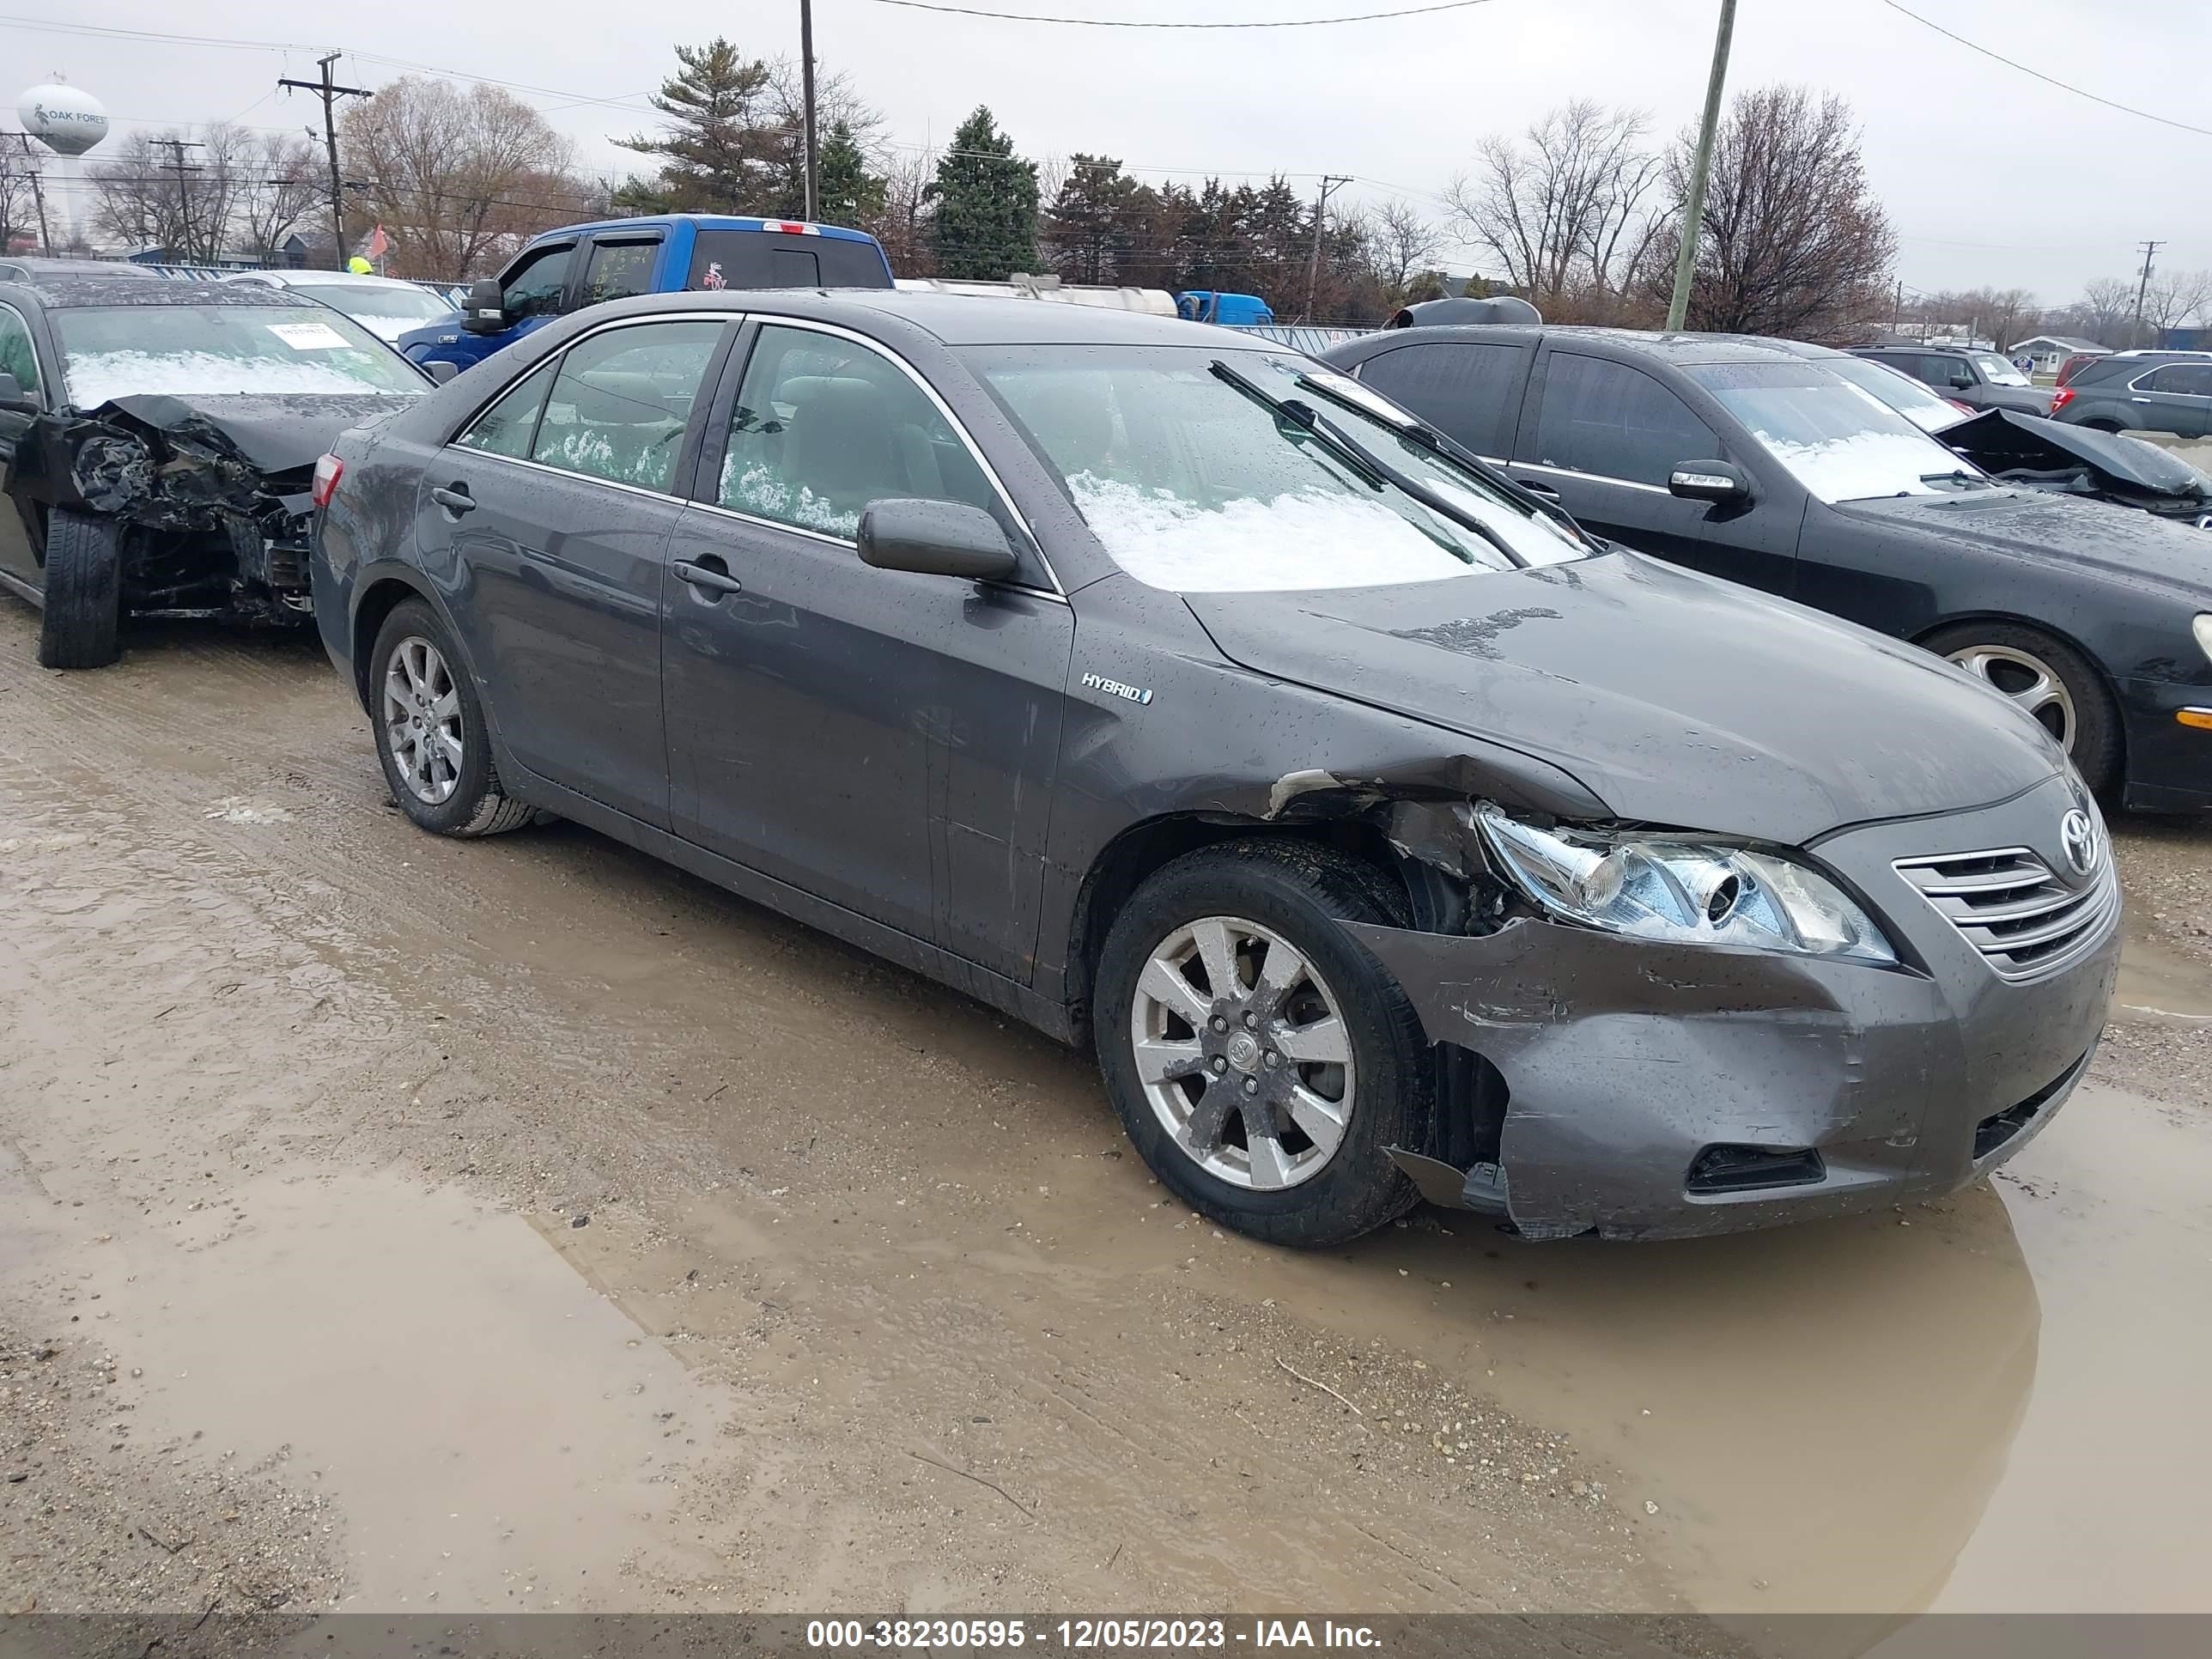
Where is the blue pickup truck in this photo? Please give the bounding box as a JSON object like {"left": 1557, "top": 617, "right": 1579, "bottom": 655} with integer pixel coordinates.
{"left": 399, "top": 214, "right": 896, "bottom": 374}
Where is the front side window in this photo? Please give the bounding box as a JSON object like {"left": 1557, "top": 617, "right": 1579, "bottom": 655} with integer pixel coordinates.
{"left": 454, "top": 356, "right": 557, "bottom": 459}
{"left": 965, "top": 344, "right": 1587, "bottom": 592}
{"left": 1917, "top": 355, "right": 1972, "bottom": 389}
{"left": 1356, "top": 342, "right": 1528, "bottom": 457}
{"left": 53, "top": 304, "right": 424, "bottom": 406}
{"left": 0, "top": 305, "right": 39, "bottom": 396}
{"left": 718, "top": 325, "right": 999, "bottom": 538}
{"left": 580, "top": 240, "right": 660, "bottom": 307}
{"left": 1532, "top": 353, "right": 1719, "bottom": 487}
{"left": 1688, "top": 362, "right": 1992, "bottom": 504}
{"left": 530, "top": 319, "right": 725, "bottom": 491}
{"left": 501, "top": 244, "right": 574, "bottom": 321}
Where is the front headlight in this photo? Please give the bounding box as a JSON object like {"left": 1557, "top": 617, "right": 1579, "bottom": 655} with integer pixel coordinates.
{"left": 1474, "top": 804, "right": 1897, "bottom": 966}
{"left": 2193, "top": 613, "right": 2212, "bottom": 669}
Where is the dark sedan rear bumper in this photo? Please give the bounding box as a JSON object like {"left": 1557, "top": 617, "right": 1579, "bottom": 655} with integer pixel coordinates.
{"left": 1346, "top": 775, "right": 2120, "bottom": 1240}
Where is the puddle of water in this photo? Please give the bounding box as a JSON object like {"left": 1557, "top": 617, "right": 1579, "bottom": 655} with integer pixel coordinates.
{"left": 3, "top": 1168, "right": 725, "bottom": 1611}
{"left": 2114, "top": 924, "right": 2212, "bottom": 1021}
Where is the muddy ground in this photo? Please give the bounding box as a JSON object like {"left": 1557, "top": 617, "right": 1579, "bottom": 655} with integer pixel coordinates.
{"left": 1, "top": 605, "right": 2207, "bottom": 1633}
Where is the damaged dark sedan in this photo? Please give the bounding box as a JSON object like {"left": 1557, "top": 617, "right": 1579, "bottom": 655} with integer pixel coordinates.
{"left": 0, "top": 271, "right": 425, "bottom": 668}
{"left": 313, "top": 293, "right": 2118, "bottom": 1247}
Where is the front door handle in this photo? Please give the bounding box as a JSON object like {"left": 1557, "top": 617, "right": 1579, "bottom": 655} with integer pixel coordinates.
{"left": 674, "top": 557, "right": 743, "bottom": 597}
{"left": 430, "top": 482, "right": 475, "bottom": 515}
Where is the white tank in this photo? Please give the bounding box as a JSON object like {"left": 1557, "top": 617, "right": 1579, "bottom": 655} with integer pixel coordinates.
{"left": 19, "top": 79, "right": 109, "bottom": 157}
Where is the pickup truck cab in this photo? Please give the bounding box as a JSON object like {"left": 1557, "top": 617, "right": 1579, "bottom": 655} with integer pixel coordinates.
{"left": 398, "top": 214, "right": 894, "bottom": 374}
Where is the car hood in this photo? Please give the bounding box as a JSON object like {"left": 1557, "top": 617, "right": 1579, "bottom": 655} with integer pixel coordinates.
{"left": 76, "top": 391, "right": 420, "bottom": 475}
{"left": 1944, "top": 407, "right": 2209, "bottom": 501}
{"left": 1182, "top": 550, "right": 2062, "bottom": 848}
{"left": 1830, "top": 486, "right": 2212, "bottom": 600}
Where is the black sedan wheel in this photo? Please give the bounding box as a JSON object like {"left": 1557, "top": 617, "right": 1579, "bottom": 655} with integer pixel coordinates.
{"left": 36, "top": 508, "right": 124, "bottom": 671}
{"left": 1924, "top": 621, "right": 2119, "bottom": 795}
{"left": 370, "top": 599, "right": 537, "bottom": 837}
{"left": 1094, "top": 840, "right": 1428, "bottom": 1248}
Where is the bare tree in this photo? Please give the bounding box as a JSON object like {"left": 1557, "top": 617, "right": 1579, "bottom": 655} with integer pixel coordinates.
{"left": 1443, "top": 100, "right": 1663, "bottom": 315}
{"left": 1361, "top": 197, "right": 1445, "bottom": 307}
{"left": 0, "top": 140, "right": 46, "bottom": 253}
{"left": 865, "top": 146, "right": 937, "bottom": 276}
{"left": 2142, "top": 268, "right": 2212, "bottom": 334}
{"left": 341, "top": 77, "right": 595, "bottom": 278}
{"left": 1642, "top": 86, "right": 1895, "bottom": 343}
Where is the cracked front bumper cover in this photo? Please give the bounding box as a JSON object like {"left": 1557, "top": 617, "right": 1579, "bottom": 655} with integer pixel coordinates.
{"left": 1346, "top": 775, "right": 2120, "bottom": 1240}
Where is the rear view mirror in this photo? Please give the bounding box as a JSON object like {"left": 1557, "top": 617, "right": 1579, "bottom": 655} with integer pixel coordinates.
{"left": 857, "top": 498, "right": 1020, "bottom": 582}
{"left": 0, "top": 369, "right": 34, "bottom": 412}
{"left": 423, "top": 358, "right": 459, "bottom": 386}
{"left": 1668, "top": 459, "right": 1752, "bottom": 505}
{"left": 461, "top": 278, "right": 507, "bottom": 336}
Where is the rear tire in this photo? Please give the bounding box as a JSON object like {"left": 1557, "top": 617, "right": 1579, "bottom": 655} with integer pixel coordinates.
{"left": 1923, "top": 620, "right": 2119, "bottom": 795}
{"left": 36, "top": 508, "right": 123, "bottom": 671}
{"left": 368, "top": 598, "right": 536, "bottom": 836}
{"left": 1093, "top": 839, "right": 1430, "bottom": 1249}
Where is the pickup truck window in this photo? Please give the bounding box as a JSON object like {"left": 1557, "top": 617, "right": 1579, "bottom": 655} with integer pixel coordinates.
{"left": 688, "top": 229, "right": 890, "bottom": 291}
{"left": 580, "top": 239, "right": 660, "bottom": 306}
{"left": 501, "top": 243, "right": 574, "bottom": 321}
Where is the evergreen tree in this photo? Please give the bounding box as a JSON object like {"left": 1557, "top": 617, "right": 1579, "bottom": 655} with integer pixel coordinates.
{"left": 926, "top": 107, "right": 1039, "bottom": 280}
{"left": 814, "top": 124, "right": 887, "bottom": 226}
{"left": 617, "top": 39, "right": 776, "bottom": 211}
{"left": 1043, "top": 155, "right": 1143, "bottom": 285}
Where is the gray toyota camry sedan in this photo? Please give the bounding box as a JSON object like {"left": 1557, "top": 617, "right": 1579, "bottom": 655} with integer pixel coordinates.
{"left": 310, "top": 292, "right": 2118, "bottom": 1247}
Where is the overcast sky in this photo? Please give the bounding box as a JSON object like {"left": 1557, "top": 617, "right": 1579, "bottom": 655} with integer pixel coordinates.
{"left": 18, "top": 0, "right": 2209, "bottom": 305}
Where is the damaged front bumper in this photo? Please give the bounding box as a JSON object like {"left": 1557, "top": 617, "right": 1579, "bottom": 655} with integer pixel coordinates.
{"left": 1349, "top": 775, "right": 2119, "bottom": 1240}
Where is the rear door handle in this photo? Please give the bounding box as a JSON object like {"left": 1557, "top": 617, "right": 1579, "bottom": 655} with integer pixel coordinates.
{"left": 674, "top": 557, "right": 743, "bottom": 597}
{"left": 430, "top": 483, "right": 475, "bottom": 515}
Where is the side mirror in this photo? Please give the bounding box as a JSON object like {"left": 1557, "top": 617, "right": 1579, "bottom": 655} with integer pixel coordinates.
{"left": 460, "top": 278, "right": 507, "bottom": 336}
{"left": 1948, "top": 369, "right": 1976, "bottom": 390}
{"left": 423, "top": 358, "right": 459, "bottom": 386}
{"left": 0, "top": 369, "right": 35, "bottom": 412}
{"left": 857, "top": 498, "right": 1020, "bottom": 582}
{"left": 1668, "top": 459, "right": 1753, "bottom": 505}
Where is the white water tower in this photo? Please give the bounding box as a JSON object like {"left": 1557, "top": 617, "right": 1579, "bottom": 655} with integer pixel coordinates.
{"left": 18, "top": 76, "right": 109, "bottom": 252}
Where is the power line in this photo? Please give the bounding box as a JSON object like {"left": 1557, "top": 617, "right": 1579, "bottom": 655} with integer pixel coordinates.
{"left": 861, "top": 0, "right": 1494, "bottom": 24}
{"left": 278, "top": 52, "right": 374, "bottom": 271}
{"left": 1879, "top": 0, "right": 2212, "bottom": 138}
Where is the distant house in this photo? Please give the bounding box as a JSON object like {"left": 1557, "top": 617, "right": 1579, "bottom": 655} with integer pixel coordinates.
{"left": 2008, "top": 334, "right": 2105, "bottom": 374}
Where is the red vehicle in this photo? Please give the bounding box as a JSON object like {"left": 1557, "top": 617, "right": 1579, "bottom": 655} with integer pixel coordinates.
{"left": 2056, "top": 351, "right": 2108, "bottom": 386}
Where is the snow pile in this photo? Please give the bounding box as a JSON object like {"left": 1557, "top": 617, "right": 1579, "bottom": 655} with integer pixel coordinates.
{"left": 63, "top": 349, "right": 410, "bottom": 406}
{"left": 1066, "top": 472, "right": 1479, "bottom": 592}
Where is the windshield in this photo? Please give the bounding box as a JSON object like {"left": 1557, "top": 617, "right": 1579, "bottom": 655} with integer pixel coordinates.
{"left": 289, "top": 283, "right": 454, "bottom": 323}
{"left": 55, "top": 305, "right": 424, "bottom": 406}
{"left": 964, "top": 344, "right": 1588, "bottom": 591}
{"left": 1825, "top": 356, "right": 1964, "bottom": 432}
{"left": 1974, "top": 352, "right": 2032, "bottom": 386}
{"left": 1688, "top": 362, "right": 1990, "bottom": 503}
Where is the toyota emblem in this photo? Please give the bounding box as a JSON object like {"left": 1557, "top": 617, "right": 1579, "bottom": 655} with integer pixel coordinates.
{"left": 2059, "top": 808, "right": 2100, "bottom": 878}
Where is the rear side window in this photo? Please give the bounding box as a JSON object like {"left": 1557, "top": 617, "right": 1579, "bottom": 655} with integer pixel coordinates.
{"left": 717, "top": 324, "right": 997, "bottom": 538}
{"left": 688, "top": 230, "right": 891, "bottom": 292}
{"left": 1531, "top": 353, "right": 1718, "bottom": 486}
{"left": 454, "top": 356, "right": 556, "bottom": 459}
{"left": 2144, "top": 364, "right": 2212, "bottom": 396}
{"left": 1355, "top": 343, "right": 1527, "bottom": 457}
{"left": 530, "top": 319, "right": 726, "bottom": 492}
{"left": 0, "top": 304, "right": 39, "bottom": 396}
{"left": 579, "top": 240, "right": 661, "bottom": 307}
{"left": 501, "top": 243, "right": 574, "bottom": 321}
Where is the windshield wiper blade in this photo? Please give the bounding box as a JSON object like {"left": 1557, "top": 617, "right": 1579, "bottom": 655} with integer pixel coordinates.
{"left": 1920, "top": 469, "right": 1994, "bottom": 489}
{"left": 1208, "top": 359, "right": 1389, "bottom": 489}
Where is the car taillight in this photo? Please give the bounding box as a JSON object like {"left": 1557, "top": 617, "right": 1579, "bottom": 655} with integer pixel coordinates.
{"left": 2049, "top": 387, "right": 2075, "bottom": 414}
{"left": 311, "top": 453, "right": 343, "bottom": 509}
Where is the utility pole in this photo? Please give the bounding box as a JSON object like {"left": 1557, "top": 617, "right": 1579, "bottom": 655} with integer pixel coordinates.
{"left": 148, "top": 137, "right": 205, "bottom": 262}
{"left": 799, "top": 0, "right": 820, "bottom": 221}
{"left": 1304, "top": 173, "right": 1350, "bottom": 323}
{"left": 2130, "top": 239, "right": 2165, "bottom": 348}
{"left": 3, "top": 134, "right": 51, "bottom": 253}
{"left": 1665, "top": 0, "right": 1738, "bottom": 333}
{"left": 279, "top": 52, "right": 372, "bottom": 270}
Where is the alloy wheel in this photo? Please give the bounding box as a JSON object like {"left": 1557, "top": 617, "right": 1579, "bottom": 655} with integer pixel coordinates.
{"left": 1945, "top": 643, "right": 2077, "bottom": 751}
{"left": 382, "top": 635, "right": 465, "bottom": 805}
{"left": 1128, "top": 915, "right": 1355, "bottom": 1191}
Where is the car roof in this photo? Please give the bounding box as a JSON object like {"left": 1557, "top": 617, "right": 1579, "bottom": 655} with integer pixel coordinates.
{"left": 226, "top": 269, "right": 436, "bottom": 292}
{"left": 1325, "top": 323, "right": 1820, "bottom": 368}
{"left": 3, "top": 273, "right": 330, "bottom": 311}
{"left": 579, "top": 286, "right": 1263, "bottom": 348}
{"left": 532, "top": 213, "right": 883, "bottom": 247}
{"left": 0, "top": 257, "right": 160, "bottom": 283}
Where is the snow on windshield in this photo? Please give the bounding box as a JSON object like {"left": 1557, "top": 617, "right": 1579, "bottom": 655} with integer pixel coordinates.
{"left": 1693, "top": 369, "right": 1984, "bottom": 503}
{"left": 1750, "top": 428, "right": 1967, "bottom": 502}
{"left": 62, "top": 348, "right": 416, "bottom": 406}
{"left": 1067, "top": 473, "right": 1484, "bottom": 592}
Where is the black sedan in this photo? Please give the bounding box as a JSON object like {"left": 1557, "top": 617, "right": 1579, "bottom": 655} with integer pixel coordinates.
{"left": 0, "top": 269, "right": 426, "bottom": 668}
{"left": 1324, "top": 325, "right": 2212, "bottom": 812}
{"left": 313, "top": 292, "right": 2116, "bottom": 1247}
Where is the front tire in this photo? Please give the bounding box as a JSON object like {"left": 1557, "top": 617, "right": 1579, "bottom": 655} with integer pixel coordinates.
{"left": 37, "top": 508, "right": 124, "bottom": 670}
{"left": 368, "top": 599, "right": 536, "bottom": 836}
{"left": 1093, "top": 840, "right": 1430, "bottom": 1249}
{"left": 1923, "top": 621, "right": 2119, "bottom": 795}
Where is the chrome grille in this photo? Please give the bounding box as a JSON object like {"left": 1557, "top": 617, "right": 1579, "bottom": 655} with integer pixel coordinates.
{"left": 1893, "top": 845, "right": 2117, "bottom": 981}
